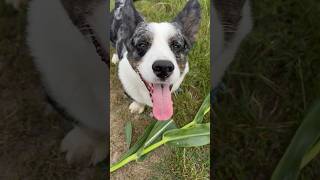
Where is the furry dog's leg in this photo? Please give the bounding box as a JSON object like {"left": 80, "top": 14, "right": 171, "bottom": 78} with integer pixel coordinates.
{"left": 61, "top": 126, "right": 106, "bottom": 165}
{"left": 129, "top": 101, "right": 145, "bottom": 114}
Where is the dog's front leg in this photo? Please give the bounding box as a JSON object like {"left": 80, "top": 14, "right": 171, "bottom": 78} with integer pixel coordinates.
{"left": 111, "top": 53, "right": 119, "bottom": 64}
{"left": 129, "top": 101, "right": 145, "bottom": 114}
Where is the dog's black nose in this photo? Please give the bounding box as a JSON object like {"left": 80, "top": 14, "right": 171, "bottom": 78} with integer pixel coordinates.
{"left": 152, "top": 60, "right": 174, "bottom": 80}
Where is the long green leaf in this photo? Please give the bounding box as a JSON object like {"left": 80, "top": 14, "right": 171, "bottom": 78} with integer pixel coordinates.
{"left": 111, "top": 94, "right": 211, "bottom": 172}
{"left": 136, "top": 119, "right": 177, "bottom": 158}
{"left": 193, "top": 94, "right": 210, "bottom": 124}
{"left": 164, "top": 123, "right": 210, "bottom": 147}
{"left": 183, "top": 93, "right": 210, "bottom": 129}
{"left": 116, "top": 121, "right": 156, "bottom": 162}
{"left": 271, "top": 101, "right": 320, "bottom": 180}
{"left": 124, "top": 121, "right": 133, "bottom": 148}
{"left": 300, "top": 137, "right": 320, "bottom": 169}
{"left": 144, "top": 119, "right": 176, "bottom": 147}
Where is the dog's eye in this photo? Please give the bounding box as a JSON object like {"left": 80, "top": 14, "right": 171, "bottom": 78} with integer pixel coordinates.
{"left": 171, "top": 41, "right": 183, "bottom": 51}
{"left": 137, "top": 42, "right": 148, "bottom": 49}
{"left": 134, "top": 41, "right": 149, "bottom": 57}
{"left": 173, "top": 44, "right": 181, "bottom": 49}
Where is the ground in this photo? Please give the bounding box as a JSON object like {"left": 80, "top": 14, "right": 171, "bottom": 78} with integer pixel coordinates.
{"left": 213, "top": 0, "right": 320, "bottom": 179}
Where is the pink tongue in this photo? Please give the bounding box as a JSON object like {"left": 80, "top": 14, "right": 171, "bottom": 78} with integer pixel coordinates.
{"left": 151, "top": 84, "right": 173, "bottom": 121}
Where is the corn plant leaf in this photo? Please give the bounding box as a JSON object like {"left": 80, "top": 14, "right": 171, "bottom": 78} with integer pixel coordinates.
{"left": 136, "top": 154, "right": 148, "bottom": 162}
{"left": 271, "top": 101, "right": 320, "bottom": 180}
{"left": 136, "top": 119, "right": 177, "bottom": 158}
{"left": 164, "top": 123, "right": 210, "bottom": 147}
{"left": 301, "top": 138, "right": 320, "bottom": 169}
{"left": 124, "top": 121, "right": 133, "bottom": 148}
{"left": 192, "top": 94, "right": 210, "bottom": 124}
{"left": 143, "top": 119, "right": 176, "bottom": 147}
{"left": 116, "top": 121, "right": 156, "bottom": 163}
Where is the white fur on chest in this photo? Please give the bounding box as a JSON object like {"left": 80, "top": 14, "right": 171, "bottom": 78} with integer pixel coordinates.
{"left": 118, "top": 54, "right": 153, "bottom": 106}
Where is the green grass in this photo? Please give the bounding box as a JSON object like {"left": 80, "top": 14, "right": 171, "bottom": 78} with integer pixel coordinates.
{"left": 110, "top": 0, "right": 210, "bottom": 179}
{"left": 214, "top": 0, "right": 320, "bottom": 179}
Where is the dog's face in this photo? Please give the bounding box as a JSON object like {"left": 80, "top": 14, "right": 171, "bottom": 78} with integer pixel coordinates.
{"left": 114, "top": 0, "right": 201, "bottom": 120}
{"left": 125, "top": 0, "right": 201, "bottom": 87}
{"left": 127, "top": 22, "right": 189, "bottom": 85}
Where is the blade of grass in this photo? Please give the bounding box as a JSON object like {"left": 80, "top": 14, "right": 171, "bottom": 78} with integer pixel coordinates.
{"left": 300, "top": 137, "right": 320, "bottom": 169}
{"left": 125, "top": 121, "right": 133, "bottom": 148}
{"left": 183, "top": 93, "right": 210, "bottom": 129}
{"left": 116, "top": 120, "right": 156, "bottom": 162}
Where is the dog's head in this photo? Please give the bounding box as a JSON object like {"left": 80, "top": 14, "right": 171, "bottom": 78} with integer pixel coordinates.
{"left": 115, "top": 0, "right": 201, "bottom": 120}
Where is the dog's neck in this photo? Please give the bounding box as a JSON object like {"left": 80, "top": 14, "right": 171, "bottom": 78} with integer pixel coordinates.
{"left": 214, "top": 0, "right": 245, "bottom": 42}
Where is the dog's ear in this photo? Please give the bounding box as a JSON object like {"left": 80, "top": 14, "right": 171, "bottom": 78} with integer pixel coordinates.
{"left": 113, "top": 0, "right": 144, "bottom": 59}
{"left": 172, "top": 0, "right": 201, "bottom": 45}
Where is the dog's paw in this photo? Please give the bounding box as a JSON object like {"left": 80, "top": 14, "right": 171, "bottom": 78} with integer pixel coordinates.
{"left": 129, "top": 101, "right": 145, "bottom": 114}
{"left": 61, "top": 127, "right": 106, "bottom": 165}
{"left": 111, "top": 53, "right": 119, "bottom": 64}
{"left": 90, "top": 142, "right": 107, "bottom": 165}
{"left": 5, "top": 0, "right": 25, "bottom": 9}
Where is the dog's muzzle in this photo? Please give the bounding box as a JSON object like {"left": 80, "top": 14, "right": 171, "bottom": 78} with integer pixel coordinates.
{"left": 152, "top": 60, "right": 174, "bottom": 80}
